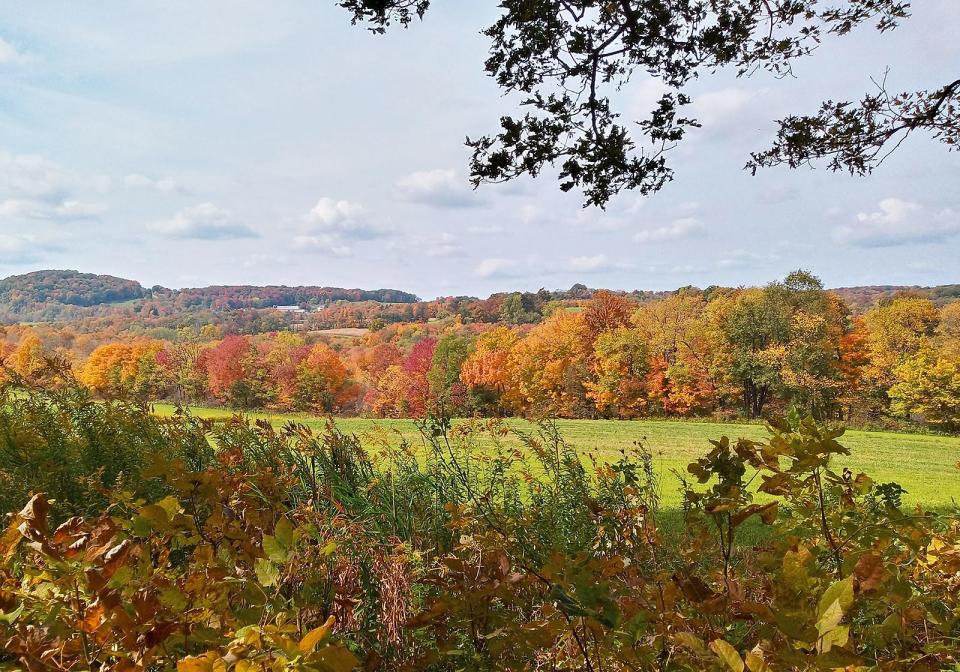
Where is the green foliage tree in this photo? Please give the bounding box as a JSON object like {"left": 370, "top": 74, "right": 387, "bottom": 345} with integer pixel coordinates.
{"left": 724, "top": 287, "right": 792, "bottom": 417}
{"left": 428, "top": 334, "right": 472, "bottom": 413}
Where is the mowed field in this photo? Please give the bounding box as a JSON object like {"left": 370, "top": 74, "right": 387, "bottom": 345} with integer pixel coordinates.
{"left": 151, "top": 403, "right": 960, "bottom": 509}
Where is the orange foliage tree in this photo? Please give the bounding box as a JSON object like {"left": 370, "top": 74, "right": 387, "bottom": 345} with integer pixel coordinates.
{"left": 79, "top": 341, "right": 166, "bottom": 398}
{"left": 294, "top": 343, "right": 357, "bottom": 413}
{"left": 505, "top": 311, "right": 590, "bottom": 417}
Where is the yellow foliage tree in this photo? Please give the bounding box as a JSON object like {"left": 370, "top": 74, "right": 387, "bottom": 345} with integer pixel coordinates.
{"left": 889, "top": 344, "right": 960, "bottom": 430}
{"left": 505, "top": 311, "right": 589, "bottom": 417}
{"left": 80, "top": 341, "right": 165, "bottom": 397}
{"left": 7, "top": 334, "right": 48, "bottom": 381}
{"left": 863, "top": 296, "right": 940, "bottom": 395}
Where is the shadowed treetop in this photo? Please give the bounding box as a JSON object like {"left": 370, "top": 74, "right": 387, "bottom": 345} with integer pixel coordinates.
{"left": 338, "top": 1, "right": 956, "bottom": 207}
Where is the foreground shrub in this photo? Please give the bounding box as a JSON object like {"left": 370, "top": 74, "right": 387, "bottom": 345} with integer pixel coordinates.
{"left": 0, "top": 382, "right": 213, "bottom": 520}
{"left": 0, "top": 385, "right": 958, "bottom": 670}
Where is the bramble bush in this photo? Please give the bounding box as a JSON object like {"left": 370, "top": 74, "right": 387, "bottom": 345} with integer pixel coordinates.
{"left": 1, "top": 378, "right": 958, "bottom": 671}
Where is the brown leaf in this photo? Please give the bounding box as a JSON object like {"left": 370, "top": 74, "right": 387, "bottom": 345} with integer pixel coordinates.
{"left": 405, "top": 600, "right": 449, "bottom": 628}
{"left": 854, "top": 553, "right": 886, "bottom": 592}
{"left": 17, "top": 494, "right": 50, "bottom": 539}
{"left": 102, "top": 540, "right": 134, "bottom": 578}
{"left": 673, "top": 571, "right": 716, "bottom": 603}
{"left": 14, "top": 494, "right": 57, "bottom": 558}
{"left": 79, "top": 601, "right": 106, "bottom": 634}
{"left": 731, "top": 502, "right": 778, "bottom": 528}
{"left": 52, "top": 517, "right": 86, "bottom": 545}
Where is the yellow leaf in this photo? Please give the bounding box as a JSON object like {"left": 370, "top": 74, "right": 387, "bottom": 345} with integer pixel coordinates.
{"left": 178, "top": 653, "right": 219, "bottom": 672}
{"left": 817, "top": 598, "right": 845, "bottom": 635}
{"left": 299, "top": 615, "right": 336, "bottom": 653}
{"left": 672, "top": 631, "right": 708, "bottom": 655}
{"left": 817, "top": 575, "right": 854, "bottom": 623}
{"left": 818, "top": 624, "right": 850, "bottom": 654}
{"left": 745, "top": 650, "right": 770, "bottom": 672}
{"left": 314, "top": 644, "right": 359, "bottom": 672}
{"left": 709, "top": 639, "right": 744, "bottom": 672}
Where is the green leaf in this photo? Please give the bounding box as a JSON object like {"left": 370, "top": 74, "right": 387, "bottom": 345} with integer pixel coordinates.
{"left": 0, "top": 603, "right": 24, "bottom": 624}
{"left": 139, "top": 504, "right": 170, "bottom": 527}
{"left": 107, "top": 564, "right": 135, "bottom": 590}
{"left": 262, "top": 535, "right": 287, "bottom": 563}
{"left": 156, "top": 495, "right": 180, "bottom": 518}
{"left": 817, "top": 599, "right": 844, "bottom": 635}
{"left": 744, "top": 650, "right": 770, "bottom": 672}
{"left": 159, "top": 586, "right": 188, "bottom": 612}
{"left": 130, "top": 515, "right": 154, "bottom": 538}
{"left": 782, "top": 546, "right": 813, "bottom": 591}
{"left": 254, "top": 557, "right": 280, "bottom": 587}
{"left": 274, "top": 516, "right": 294, "bottom": 549}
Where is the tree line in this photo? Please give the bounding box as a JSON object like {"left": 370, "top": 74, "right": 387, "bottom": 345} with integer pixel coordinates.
{"left": 3, "top": 271, "right": 959, "bottom": 430}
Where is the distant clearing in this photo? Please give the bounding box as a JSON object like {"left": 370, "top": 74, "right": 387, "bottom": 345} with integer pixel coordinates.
{"left": 150, "top": 403, "right": 960, "bottom": 509}
{"left": 312, "top": 327, "right": 369, "bottom": 338}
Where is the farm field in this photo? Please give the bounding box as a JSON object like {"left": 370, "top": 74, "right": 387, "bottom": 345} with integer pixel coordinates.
{"left": 151, "top": 403, "right": 960, "bottom": 508}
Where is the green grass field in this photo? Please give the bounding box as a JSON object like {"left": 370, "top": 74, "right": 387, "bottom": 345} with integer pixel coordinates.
{"left": 151, "top": 403, "right": 960, "bottom": 509}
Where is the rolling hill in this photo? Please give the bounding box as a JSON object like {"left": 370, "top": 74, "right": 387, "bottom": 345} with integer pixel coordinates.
{"left": 0, "top": 270, "right": 420, "bottom": 323}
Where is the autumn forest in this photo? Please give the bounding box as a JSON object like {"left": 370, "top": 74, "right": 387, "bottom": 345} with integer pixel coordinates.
{"left": 3, "top": 269, "right": 959, "bottom": 432}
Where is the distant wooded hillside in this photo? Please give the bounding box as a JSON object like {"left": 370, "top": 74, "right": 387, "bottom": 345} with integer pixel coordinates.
{"left": 0, "top": 270, "right": 145, "bottom": 313}
{"left": 0, "top": 270, "right": 419, "bottom": 323}
{"left": 831, "top": 284, "right": 960, "bottom": 313}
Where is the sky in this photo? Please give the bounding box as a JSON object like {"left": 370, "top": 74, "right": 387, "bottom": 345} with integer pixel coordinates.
{"left": 0, "top": 1, "right": 958, "bottom": 299}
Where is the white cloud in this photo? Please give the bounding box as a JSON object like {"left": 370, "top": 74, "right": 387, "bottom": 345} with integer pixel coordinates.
{"left": 395, "top": 169, "right": 485, "bottom": 208}
{"left": 124, "top": 173, "right": 177, "bottom": 192}
{"left": 0, "top": 233, "right": 56, "bottom": 264}
{"left": 0, "top": 151, "right": 111, "bottom": 223}
{"left": 474, "top": 257, "right": 518, "bottom": 279}
{"left": 629, "top": 77, "right": 671, "bottom": 121}
{"left": 307, "top": 197, "right": 363, "bottom": 227}
{"left": 0, "top": 197, "right": 105, "bottom": 221}
{"left": 569, "top": 254, "right": 610, "bottom": 273}
{"left": 468, "top": 223, "right": 504, "bottom": 235}
{"left": 690, "top": 87, "right": 762, "bottom": 128}
{"left": 54, "top": 200, "right": 107, "bottom": 218}
{"left": 385, "top": 231, "right": 465, "bottom": 259}
{"left": 634, "top": 217, "right": 704, "bottom": 244}
{"left": 673, "top": 200, "right": 700, "bottom": 216}
{"left": 833, "top": 198, "right": 960, "bottom": 247}
{"left": 0, "top": 199, "right": 41, "bottom": 219}
{"left": 0, "top": 37, "right": 24, "bottom": 65}
{"left": 293, "top": 234, "right": 352, "bottom": 257}
{"left": 294, "top": 197, "right": 394, "bottom": 256}
{"left": 241, "top": 253, "right": 289, "bottom": 268}
{"left": 304, "top": 197, "right": 387, "bottom": 240}
{"left": 421, "top": 232, "right": 465, "bottom": 258}
{"left": 150, "top": 203, "right": 258, "bottom": 240}
{"left": 715, "top": 249, "right": 780, "bottom": 269}
{"left": 0, "top": 151, "right": 70, "bottom": 201}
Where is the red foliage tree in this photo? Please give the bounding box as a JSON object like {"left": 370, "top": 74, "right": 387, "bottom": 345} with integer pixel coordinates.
{"left": 201, "top": 335, "right": 252, "bottom": 401}
{"left": 403, "top": 338, "right": 437, "bottom": 416}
